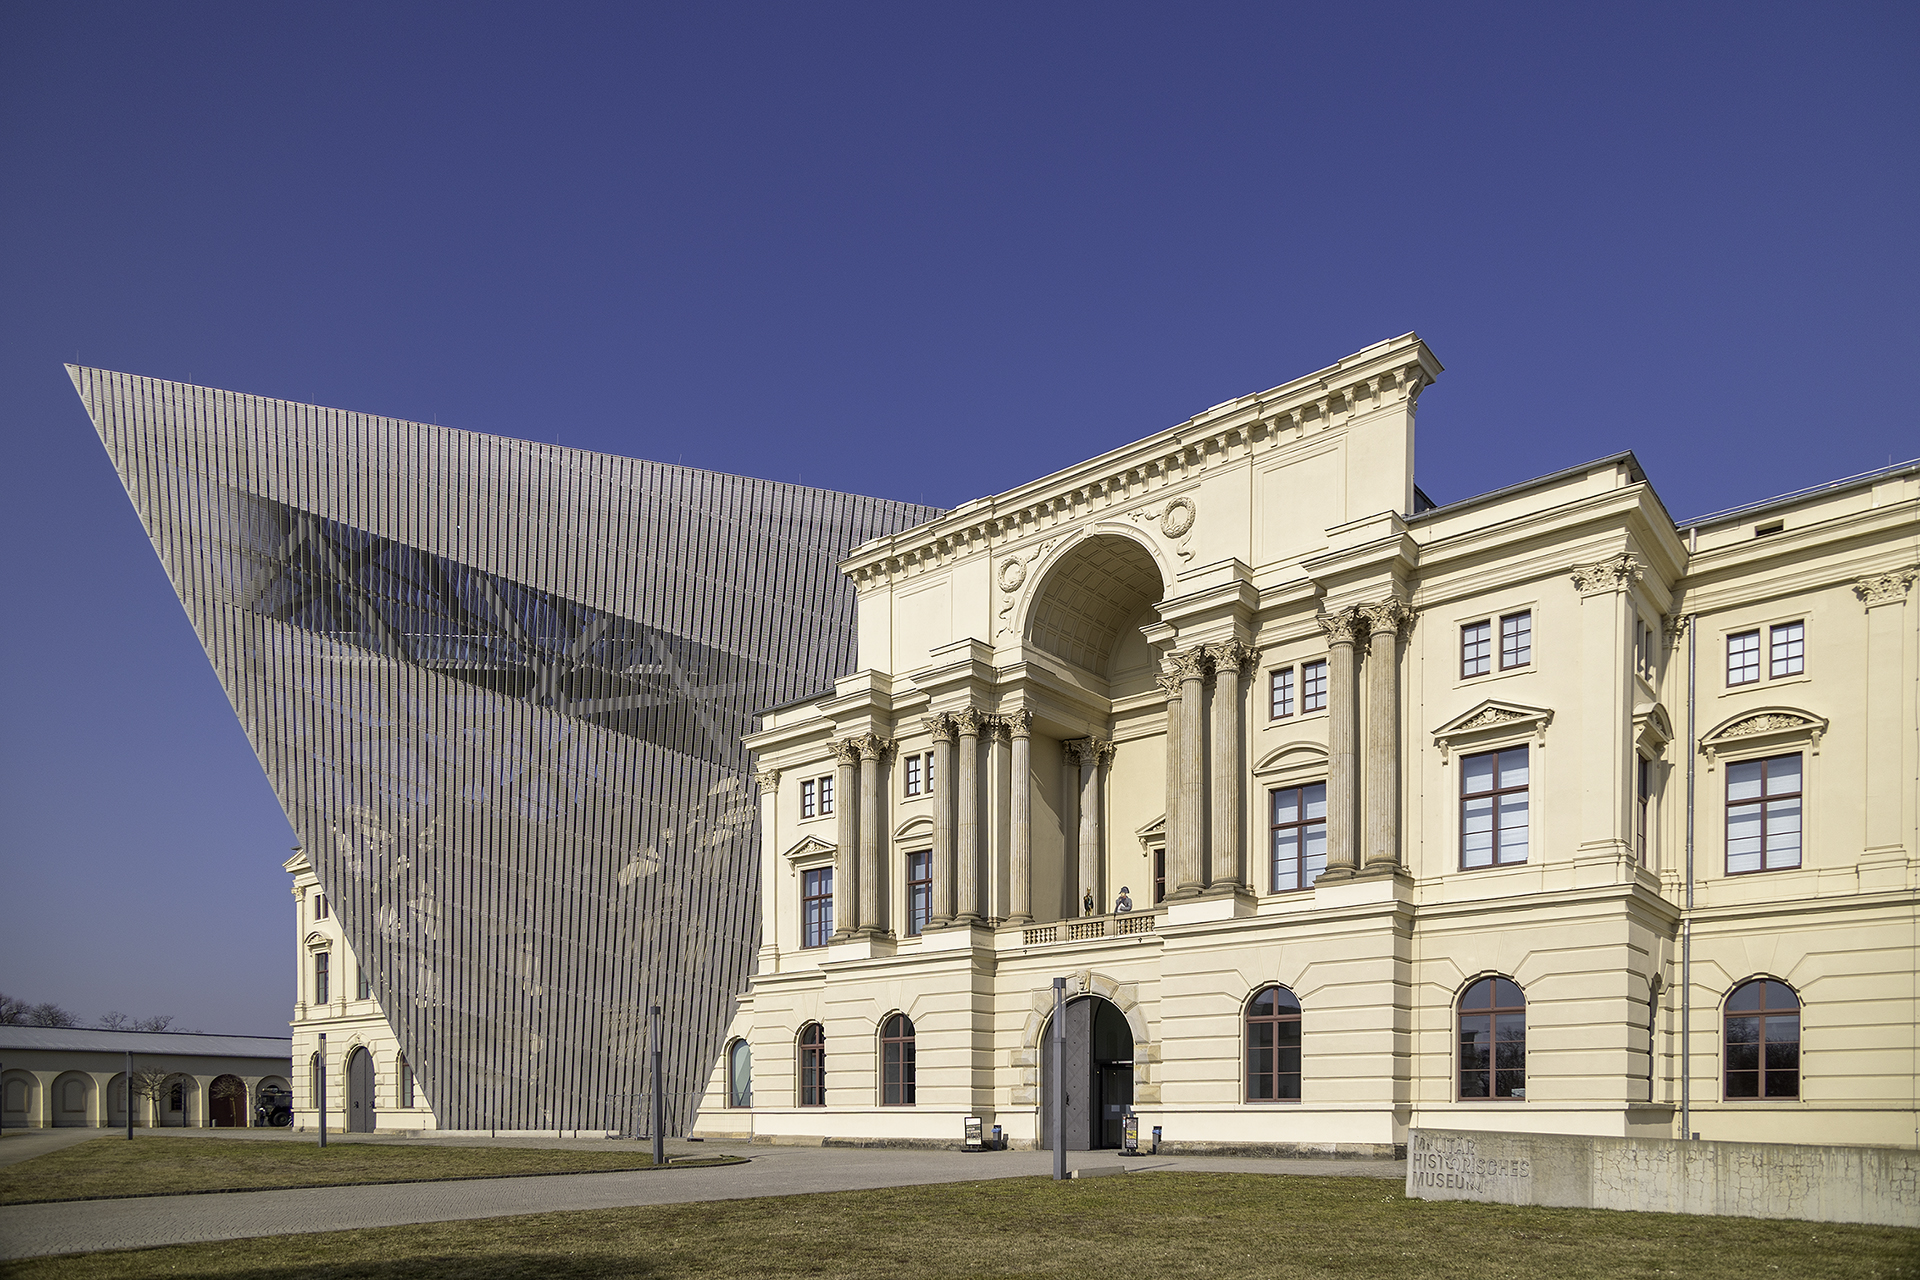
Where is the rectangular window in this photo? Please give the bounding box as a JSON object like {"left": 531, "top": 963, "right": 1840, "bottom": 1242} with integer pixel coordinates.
{"left": 801, "top": 867, "right": 833, "bottom": 947}
{"left": 904, "top": 754, "right": 922, "bottom": 796}
{"left": 1153, "top": 848, "right": 1166, "bottom": 904}
{"left": 1636, "top": 756, "right": 1652, "bottom": 866}
{"left": 1462, "top": 621, "right": 1492, "bottom": 678}
{"left": 1500, "top": 611, "right": 1532, "bottom": 670}
{"left": 356, "top": 965, "right": 372, "bottom": 1001}
{"left": 906, "top": 850, "right": 932, "bottom": 935}
{"left": 1726, "top": 753, "right": 1802, "bottom": 874}
{"left": 313, "top": 894, "right": 328, "bottom": 921}
{"left": 800, "top": 779, "right": 817, "bottom": 819}
{"left": 902, "top": 752, "right": 933, "bottom": 797}
{"left": 314, "top": 952, "right": 330, "bottom": 1004}
{"left": 398, "top": 1058, "right": 415, "bottom": 1108}
{"left": 1269, "top": 668, "right": 1294, "bottom": 719}
{"left": 1461, "top": 746, "right": 1530, "bottom": 868}
{"left": 818, "top": 774, "right": 834, "bottom": 815}
{"left": 1727, "top": 630, "right": 1760, "bottom": 685}
{"left": 1301, "top": 660, "right": 1328, "bottom": 712}
{"left": 1270, "top": 783, "right": 1328, "bottom": 891}
{"left": 1769, "top": 622, "right": 1804, "bottom": 679}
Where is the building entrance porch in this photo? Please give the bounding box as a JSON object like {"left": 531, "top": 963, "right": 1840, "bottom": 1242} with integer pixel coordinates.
{"left": 1038, "top": 995, "right": 1133, "bottom": 1150}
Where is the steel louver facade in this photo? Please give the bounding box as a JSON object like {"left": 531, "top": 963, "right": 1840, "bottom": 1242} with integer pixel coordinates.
{"left": 70, "top": 366, "right": 940, "bottom": 1133}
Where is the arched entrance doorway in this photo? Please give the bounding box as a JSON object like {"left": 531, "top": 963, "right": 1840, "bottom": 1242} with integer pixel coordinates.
{"left": 345, "top": 1048, "right": 375, "bottom": 1132}
{"left": 209, "top": 1075, "right": 247, "bottom": 1127}
{"left": 1038, "top": 995, "right": 1134, "bottom": 1150}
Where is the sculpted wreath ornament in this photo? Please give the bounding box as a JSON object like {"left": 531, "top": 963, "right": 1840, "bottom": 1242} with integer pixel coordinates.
{"left": 1160, "top": 496, "right": 1196, "bottom": 538}
{"left": 998, "top": 558, "right": 1027, "bottom": 592}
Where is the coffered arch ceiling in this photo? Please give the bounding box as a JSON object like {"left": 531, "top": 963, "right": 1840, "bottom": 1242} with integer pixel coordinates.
{"left": 1025, "top": 535, "right": 1165, "bottom": 677}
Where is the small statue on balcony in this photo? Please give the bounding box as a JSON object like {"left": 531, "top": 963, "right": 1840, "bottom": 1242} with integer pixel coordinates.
{"left": 1083, "top": 889, "right": 1096, "bottom": 917}
{"left": 1114, "top": 887, "right": 1133, "bottom": 914}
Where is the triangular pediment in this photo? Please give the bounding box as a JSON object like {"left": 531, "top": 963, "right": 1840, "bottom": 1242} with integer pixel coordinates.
{"left": 1135, "top": 815, "right": 1166, "bottom": 848}
{"left": 1431, "top": 699, "right": 1554, "bottom": 759}
{"left": 781, "top": 835, "right": 837, "bottom": 863}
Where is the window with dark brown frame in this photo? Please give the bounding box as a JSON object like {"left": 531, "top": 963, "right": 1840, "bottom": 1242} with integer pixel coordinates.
{"left": 881, "top": 1013, "right": 916, "bottom": 1105}
{"left": 902, "top": 752, "right": 934, "bottom": 797}
{"left": 798, "top": 1023, "right": 825, "bottom": 1106}
{"left": 818, "top": 774, "right": 834, "bottom": 814}
{"left": 1301, "top": 660, "right": 1328, "bottom": 712}
{"left": 905, "top": 850, "right": 932, "bottom": 936}
{"left": 800, "top": 774, "right": 835, "bottom": 818}
{"left": 1724, "top": 978, "right": 1800, "bottom": 1100}
{"left": 356, "top": 964, "right": 372, "bottom": 1001}
{"left": 1245, "top": 985, "right": 1303, "bottom": 1101}
{"left": 1458, "top": 976, "right": 1526, "bottom": 1099}
{"left": 313, "top": 893, "right": 328, "bottom": 920}
{"left": 1461, "top": 746, "right": 1529, "bottom": 869}
{"left": 1725, "top": 752, "right": 1801, "bottom": 874}
{"left": 1462, "top": 620, "right": 1492, "bottom": 678}
{"left": 1270, "top": 782, "right": 1327, "bottom": 891}
{"left": 1270, "top": 667, "right": 1294, "bottom": 719}
{"left": 1727, "top": 630, "right": 1761, "bottom": 685}
{"left": 1635, "top": 755, "right": 1652, "bottom": 866}
{"left": 314, "top": 952, "right": 331, "bottom": 1004}
{"left": 801, "top": 867, "right": 833, "bottom": 947}
{"left": 1769, "top": 621, "right": 1804, "bottom": 678}
{"left": 398, "top": 1056, "right": 415, "bottom": 1108}
{"left": 1153, "top": 848, "right": 1166, "bottom": 904}
{"left": 1500, "top": 611, "right": 1532, "bottom": 669}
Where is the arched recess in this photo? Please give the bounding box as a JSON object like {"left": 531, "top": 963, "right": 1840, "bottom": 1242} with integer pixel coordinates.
{"left": 2, "top": 1070, "right": 37, "bottom": 1128}
{"left": 345, "top": 1046, "right": 375, "bottom": 1132}
{"left": 51, "top": 1071, "right": 93, "bottom": 1127}
{"left": 1020, "top": 528, "right": 1168, "bottom": 687}
{"left": 209, "top": 1074, "right": 247, "bottom": 1127}
{"left": 1014, "top": 971, "right": 1152, "bottom": 1118}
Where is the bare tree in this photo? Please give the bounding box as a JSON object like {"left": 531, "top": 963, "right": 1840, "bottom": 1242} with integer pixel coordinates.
{"left": 132, "top": 1014, "right": 174, "bottom": 1032}
{"left": 26, "top": 1002, "right": 77, "bottom": 1027}
{"left": 126, "top": 1068, "right": 173, "bottom": 1127}
{"left": 98, "top": 1011, "right": 131, "bottom": 1030}
{"left": 0, "top": 993, "right": 27, "bottom": 1025}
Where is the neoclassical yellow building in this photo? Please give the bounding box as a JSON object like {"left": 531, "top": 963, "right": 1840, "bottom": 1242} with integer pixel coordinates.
{"left": 698, "top": 333, "right": 1920, "bottom": 1155}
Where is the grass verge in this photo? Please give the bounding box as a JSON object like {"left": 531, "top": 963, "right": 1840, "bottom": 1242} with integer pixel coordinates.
{"left": 0, "top": 1137, "right": 737, "bottom": 1205}
{"left": 3, "top": 1171, "right": 1915, "bottom": 1279}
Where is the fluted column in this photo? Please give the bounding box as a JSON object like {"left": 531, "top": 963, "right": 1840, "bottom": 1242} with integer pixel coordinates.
{"left": 754, "top": 768, "right": 782, "bottom": 952}
{"left": 1170, "top": 647, "right": 1211, "bottom": 897}
{"left": 1361, "top": 599, "right": 1412, "bottom": 875}
{"left": 1207, "top": 640, "right": 1255, "bottom": 892}
{"left": 1007, "top": 709, "right": 1034, "bottom": 924}
{"left": 857, "top": 733, "right": 892, "bottom": 935}
{"left": 1070, "top": 738, "right": 1112, "bottom": 914}
{"left": 925, "top": 714, "right": 956, "bottom": 926}
{"left": 831, "top": 739, "right": 861, "bottom": 938}
{"left": 1157, "top": 673, "right": 1181, "bottom": 901}
{"left": 954, "top": 707, "right": 985, "bottom": 925}
{"left": 1318, "top": 609, "right": 1363, "bottom": 882}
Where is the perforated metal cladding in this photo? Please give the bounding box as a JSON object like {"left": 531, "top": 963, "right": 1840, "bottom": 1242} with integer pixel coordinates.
{"left": 71, "top": 366, "right": 940, "bottom": 1132}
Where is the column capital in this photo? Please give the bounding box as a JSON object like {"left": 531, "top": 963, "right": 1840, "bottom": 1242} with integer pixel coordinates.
{"left": 1155, "top": 672, "right": 1182, "bottom": 700}
{"left": 830, "top": 738, "right": 863, "bottom": 766}
{"left": 1358, "top": 598, "right": 1414, "bottom": 638}
{"left": 854, "top": 733, "right": 895, "bottom": 762}
{"left": 1065, "top": 736, "right": 1114, "bottom": 766}
{"left": 1316, "top": 605, "right": 1367, "bottom": 646}
{"left": 1570, "top": 553, "right": 1643, "bottom": 595}
{"left": 1853, "top": 565, "right": 1920, "bottom": 608}
{"left": 1003, "top": 708, "right": 1034, "bottom": 739}
{"left": 1204, "top": 639, "right": 1256, "bottom": 674}
{"left": 752, "top": 769, "right": 782, "bottom": 794}
{"left": 1166, "top": 646, "right": 1212, "bottom": 681}
{"left": 952, "top": 706, "right": 986, "bottom": 738}
{"left": 923, "top": 712, "right": 956, "bottom": 743}
{"left": 1662, "top": 613, "right": 1690, "bottom": 647}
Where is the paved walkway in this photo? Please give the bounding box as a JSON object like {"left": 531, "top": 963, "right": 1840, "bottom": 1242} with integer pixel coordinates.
{"left": 0, "top": 1138, "right": 1403, "bottom": 1261}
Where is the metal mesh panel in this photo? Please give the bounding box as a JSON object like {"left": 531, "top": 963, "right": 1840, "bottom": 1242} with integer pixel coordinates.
{"left": 71, "top": 367, "right": 939, "bottom": 1132}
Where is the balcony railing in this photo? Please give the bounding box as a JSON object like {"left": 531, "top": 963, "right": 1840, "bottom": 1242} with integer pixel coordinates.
{"left": 1018, "top": 910, "right": 1159, "bottom": 947}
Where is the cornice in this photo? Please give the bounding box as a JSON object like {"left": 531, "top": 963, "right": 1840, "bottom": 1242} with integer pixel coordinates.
{"left": 841, "top": 335, "right": 1440, "bottom": 591}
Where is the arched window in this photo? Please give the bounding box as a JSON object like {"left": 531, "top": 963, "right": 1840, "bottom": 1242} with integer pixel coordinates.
{"left": 727, "top": 1039, "right": 752, "bottom": 1108}
{"left": 1726, "top": 979, "right": 1800, "bottom": 1100}
{"left": 1458, "top": 976, "right": 1526, "bottom": 1100}
{"left": 1246, "top": 986, "right": 1302, "bottom": 1101}
{"left": 798, "top": 1023, "right": 826, "bottom": 1107}
{"left": 881, "top": 1013, "right": 915, "bottom": 1105}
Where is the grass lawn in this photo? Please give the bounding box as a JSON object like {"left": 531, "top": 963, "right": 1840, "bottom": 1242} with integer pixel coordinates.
{"left": 0, "top": 1136, "right": 736, "bottom": 1205}
{"left": 4, "top": 1172, "right": 1915, "bottom": 1279}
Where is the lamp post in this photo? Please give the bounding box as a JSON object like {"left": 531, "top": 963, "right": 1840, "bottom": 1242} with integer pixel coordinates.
{"left": 649, "top": 1004, "right": 665, "bottom": 1168}
{"left": 1051, "top": 977, "right": 1066, "bottom": 1181}
{"left": 316, "top": 1032, "right": 327, "bottom": 1149}
{"left": 124, "top": 1051, "right": 132, "bottom": 1139}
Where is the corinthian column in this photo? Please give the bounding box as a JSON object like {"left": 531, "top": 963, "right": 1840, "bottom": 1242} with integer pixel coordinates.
{"left": 925, "top": 713, "right": 956, "bottom": 926}
{"left": 1157, "top": 672, "right": 1181, "bottom": 901}
{"left": 857, "top": 733, "right": 892, "bottom": 934}
{"left": 1006, "top": 709, "right": 1034, "bottom": 924}
{"left": 1207, "top": 640, "right": 1255, "bottom": 892}
{"left": 1170, "top": 647, "right": 1212, "bottom": 897}
{"left": 1070, "top": 738, "right": 1112, "bottom": 913}
{"left": 954, "top": 707, "right": 985, "bottom": 925}
{"left": 1361, "top": 599, "right": 1412, "bottom": 875}
{"left": 831, "top": 738, "right": 861, "bottom": 938}
{"left": 1318, "top": 609, "right": 1363, "bottom": 882}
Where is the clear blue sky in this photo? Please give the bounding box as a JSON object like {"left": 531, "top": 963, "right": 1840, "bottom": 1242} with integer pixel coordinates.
{"left": 2, "top": 3, "right": 1914, "bottom": 1036}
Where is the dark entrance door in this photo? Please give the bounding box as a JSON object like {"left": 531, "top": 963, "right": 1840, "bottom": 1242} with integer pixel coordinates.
{"left": 1039, "top": 996, "right": 1134, "bottom": 1150}
{"left": 346, "top": 1048, "right": 375, "bottom": 1132}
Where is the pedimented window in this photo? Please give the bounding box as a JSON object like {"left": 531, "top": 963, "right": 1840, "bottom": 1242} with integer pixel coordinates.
{"left": 1698, "top": 707, "right": 1826, "bottom": 770}
{"left": 1431, "top": 700, "right": 1553, "bottom": 762}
